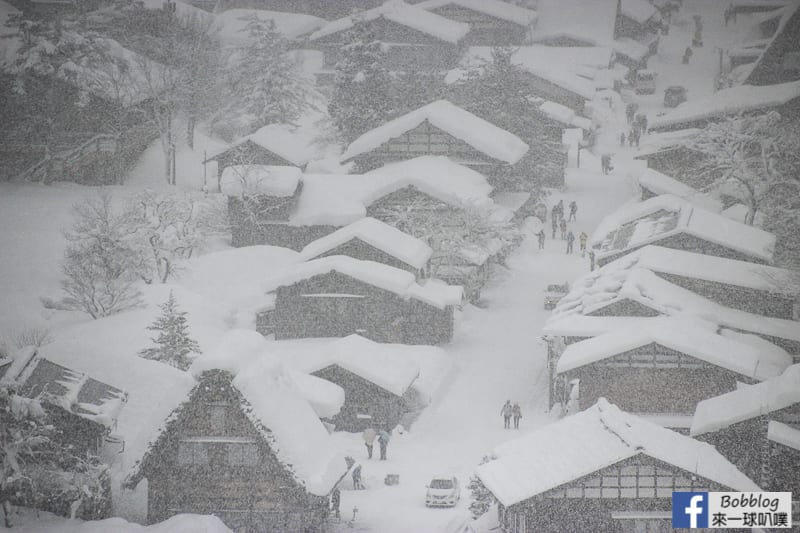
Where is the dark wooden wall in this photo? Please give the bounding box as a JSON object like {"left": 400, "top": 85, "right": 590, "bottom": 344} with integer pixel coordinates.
{"left": 308, "top": 237, "right": 424, "bottom": 278}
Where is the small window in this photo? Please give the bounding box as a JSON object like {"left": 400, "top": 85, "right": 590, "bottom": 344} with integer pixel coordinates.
{"left": 226, "top": 442, "right": 259, "bottom": 466}
{"left": 178, "top": 441, "right": 208, "bottom": 466}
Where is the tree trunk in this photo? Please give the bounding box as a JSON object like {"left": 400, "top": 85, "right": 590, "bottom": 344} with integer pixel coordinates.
{"left": 745, "top": 205, "right": 757, "bottom": 226}
{"left": 187, "top": 116, "right": 195, "bottom": 150}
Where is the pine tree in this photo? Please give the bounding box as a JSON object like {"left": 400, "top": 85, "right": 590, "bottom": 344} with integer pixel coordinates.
{"left": 139, "top": 291, "right": 200, "bottom": 370}
{"left": 328, "top": 24, "right": 395, "bottom": 143}
{"left": 467, "top": 456, "right": 495, "bottom": 520}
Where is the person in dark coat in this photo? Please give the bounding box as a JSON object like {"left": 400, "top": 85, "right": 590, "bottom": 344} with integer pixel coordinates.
{"left": 512, "top": 402, "right": 522, "bottom": 429}
{"left": 566, "top": 231, "right": 575, "bottom": 254}
{"left": 352, "top": 465, "right": 364, "bottom": 490}
{"left": 619, "top": 131, "right": 626, "bottom": 147}
{"left": 551, "top": 214, "right": 558, "bottom": 239}
{"left": 559, "top": 218, "right": 567, "bottom": 240}
{"left": 378, "top": 429, "right": 391, "bottom": 460}
{"left": 683, "top": 46, "right": 693, "bottom": 64}
{"left": 579, "top": 231, "right": 588, "bottom": 256}
{"left": 537, "top": 229, "right": 546, "bottom": 250}
{"left": 501, "top": 400, "right": 513, "bottom": 429}
{"left": 568, "top": 201, "right": 577, "bottom": 222}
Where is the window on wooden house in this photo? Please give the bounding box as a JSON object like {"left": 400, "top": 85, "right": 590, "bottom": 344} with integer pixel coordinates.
{"left": 178, "top": 441, "right": 209, "bottom": 466}
{"left": 226, "top": 442, "right": 260, "bottom": 466}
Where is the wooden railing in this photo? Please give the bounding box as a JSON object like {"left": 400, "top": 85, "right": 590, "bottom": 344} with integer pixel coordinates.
{"left": 18, "top": 133, "right": 119, "bottom": 183}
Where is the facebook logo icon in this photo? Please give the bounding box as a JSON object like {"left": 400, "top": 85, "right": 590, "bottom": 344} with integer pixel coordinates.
{"left": 673, "top": 492, "right": 709, "bottom": 528}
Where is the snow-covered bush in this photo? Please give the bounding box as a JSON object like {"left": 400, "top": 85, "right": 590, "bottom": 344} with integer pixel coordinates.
{"left": 468, "top": 456, "right": 495, "bottom": 520}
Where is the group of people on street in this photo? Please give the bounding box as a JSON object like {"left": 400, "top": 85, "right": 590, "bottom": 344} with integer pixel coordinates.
{"left": 541, "top": 199, "right": 587, "bottom": 255}
{"left": 500, "top": 400, "right": 523, "bottom": 429}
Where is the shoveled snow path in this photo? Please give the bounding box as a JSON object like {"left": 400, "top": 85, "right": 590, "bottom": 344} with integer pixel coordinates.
{"left": 329, "top": 167, "right": 636, "bottom": 533}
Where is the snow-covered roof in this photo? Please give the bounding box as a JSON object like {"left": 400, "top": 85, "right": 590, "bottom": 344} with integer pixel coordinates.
{"left": 415, "top": 0, "right": 538, "bottom": 27}
{"left": 290, "top": 156, "right": 495, "bottom": 227}
{"left": 220, "top": 165, "right": 302, "bottom": 197}
{"left": 128, "top": 330, "right": 348, "bottom": 496}
{"left": 549, "top": 259, "right": 800, "bottom": 346}
{"left": 477, "top": 399, "right": 760, "bottom": 507}
{"left": 341, "top": 100, "right": 529, "bottom": 164}
{"left": 542, "top": 315, "right": 662, "bottom": 338}
{"left": 620, "top": 0, "right": 660, "bottom": 23}
{"left": 0, "top": 0, "right": 20, "bottom": 38}
{"left": 451, "top": 46, "right": 607, "bottom": 101}
{"left": 4, "top": 347, "right": 128, "bottom": 428}
{"left": 212, "top": 9, "right": 326, "bottom": 44}
{"left": 298, "top": 217, "right": 433, "bottom": 270}
{"left": 212, "top": 123, "right": 326, "bottom": 167}
{"left": 264, "top": 255, "right": 463, "bottom": 309}
{"left": 309, "top": 0, "right": 470, "bottom": 43}
{"left": 633, "top": 128, "right": 703, "bottom": 158}
{"left": 538, "top": 101, "right": 593, "bottom": 129}
{"left": 650, "top": 80, "right": 800, "bottom": 131}
{"left": 768, "top": 420, "right": 800, "bottom": 451}
{"left": 692, "top": 364, "right": 800, "bottom": 436}
{"left": 638, "top": 169, "right": 723, "bottom": 212}
{"left": 301, "top": 334, "right": 420, "bottom": 397}
{"left": 591, "top": 194, "right": 776, "bottom": 264}
{"left": 632, "top": 245, "right": 798, "bottom": 297}
{"left": 288, "top": 370, "right": 346, "bottom": 419}
{"left": 556, "top": 318, "right": 791, "bottom": 380}
{"left": 530, "top": 0, "right": 617, "bottom": 46}
{"left": 141, "top": 0, "right": 214, "bottom": 24}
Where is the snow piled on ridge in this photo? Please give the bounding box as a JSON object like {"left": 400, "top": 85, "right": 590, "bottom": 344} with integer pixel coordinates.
{"left": 415, "top": 0, "right": 537, "bottom": 27}
{"left": 340, "top": 100, "right": 530, "bottom": 164}
{"left": 478, "top": 399, "right": 760, "bottom": 507}
{"left": 191, "top": 330, "right": 348, "bottom": 496}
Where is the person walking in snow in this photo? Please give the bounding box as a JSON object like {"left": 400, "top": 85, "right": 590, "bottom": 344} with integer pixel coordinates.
{"left": 560, "top": 218, "right": 567, "bottom": 240}
{"left": 683, "top": 46, "right": 693, "bottom": 64}
{"left": 501, "top": 400, "right": 513, "bottom": 429}
{"left": 632, "top": 127, "right": 640, "bottom": 147}
{"left": 619, "top": 131, "right": 626, "bottom": 147}
{"left": 579, "top": 231, "right": 588, "bottom": 256}
{"left": 551, "top": 214, "right": 558, "bottom": 239}
{"left": 352, "top": 465, "right": 364, "bottom": 490}
{"left": 568, "top": 200, "right": 577, "bottom": 222}
{"left": 378, "top": 429, "right": 391, "bottom": 460}
{"left": 537, "top": 229, "right": 546, "bottom": 250}
{"left": 362, "top": 427, "right": 377, "bottom": 459}
{"left": 512, "top": 402, "right": 522, "bottom": 429}
{"left": 566, "top": 231, "right": 575, "bottom": 254}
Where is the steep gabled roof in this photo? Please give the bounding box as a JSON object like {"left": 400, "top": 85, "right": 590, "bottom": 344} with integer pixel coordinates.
{"left": 477, "top": 399, "right": 760, "bottom": 507}
{"left": 309, "top": 0, "right": 470, "bottom": 43}
{"left": 208, "top": 123, "right": 324, "bottom": 167}
{"left": 340, "top": 100, "right": 529, "bottom": 164}
{"left": 220, "top": 165, "right": 302, "bottom": 197}
{"left": 264, "top": 255, "right": 463, "bottom": 309}
{"left": 127, "top": 330, "right": 349, "bottom": 496}
{"left": 298, "top": 217, "right": 433, "bottom": 270}
{"left": 556, "top": 318, "right": 791, "bottom": 380}
{"left": 591, "top": 194, "right": 776, "bottom": 264}
{"left": 415, "top": 0, "right": 537, "bottom": 27}
{"left": 691, "top": 364, "right": 800, "bottom": 436}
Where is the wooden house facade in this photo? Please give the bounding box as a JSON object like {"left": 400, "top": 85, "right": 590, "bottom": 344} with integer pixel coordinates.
{"left": 208, "top": 140, "right": 302, "bottom": 187}
{"left": 691, "top": 365, "right": 800, "bottom": 497}
{"left": 477, "top": 400, "right": 760, "bottom": 533}
{"left": 261, "top": 256, "right": 461, "bottom": 344}
{"left": 554, "top": 324, "right": 790, "bottom": 425}
{"left": 124, "top": 370, "right": 346, "bottom": 532}
{"left": 311, "top": 364, "right": 409, "bottom": 432}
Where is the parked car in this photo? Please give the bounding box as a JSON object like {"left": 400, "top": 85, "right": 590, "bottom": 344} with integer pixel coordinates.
{"left": 664, "top": 85, "right": 687, "bottom": 107}
{"left": 425, "top": 476, "right": 460, "bottom": 507}
{"left": 634, "top": 70, "right": 657, "bottom": 95}
{"left": 544, "top": 282, "right": 570, "bottom": 310}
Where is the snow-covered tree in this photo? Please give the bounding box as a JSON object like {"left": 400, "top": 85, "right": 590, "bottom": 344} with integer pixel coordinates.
{"left": 56, "top": 194, "right": 143, "bottom": 319}
{"left": 681, "top": 111, "right": 799, "bottom": 226}
{"left": 139, "top": 291, "right": 201, "bottom": 370}
{"left": 218, "top": 15, "right": 311, "bottom": 133}
{"left": 126, "top": 190, "right": 204, "bottom": 283}
{"left": 328, "top": 25, "right": 395, "bottom": 143}
{"left": 468, "top": 456, "right": 495, "bottom": 519}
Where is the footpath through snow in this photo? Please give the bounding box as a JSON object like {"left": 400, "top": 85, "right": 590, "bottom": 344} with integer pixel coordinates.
{"left": 328, "top": 163, "right": 636, "bottom": 533}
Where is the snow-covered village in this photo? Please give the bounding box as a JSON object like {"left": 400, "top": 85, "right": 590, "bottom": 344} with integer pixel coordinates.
{"left": 1, "top": 0, "right": 799, "bottom": 531}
